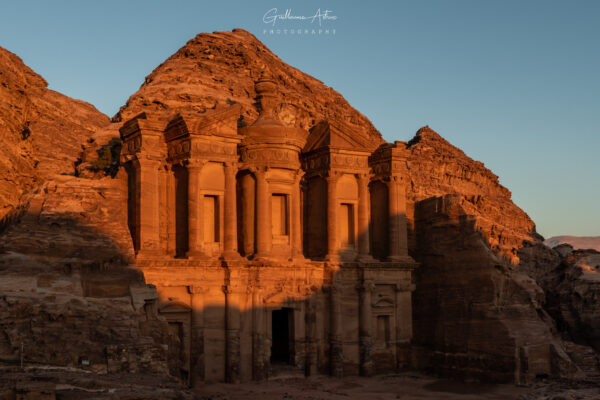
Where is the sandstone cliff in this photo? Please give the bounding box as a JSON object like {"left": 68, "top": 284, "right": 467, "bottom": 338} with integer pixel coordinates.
{"left": 1, "top": 29, "right": 594, "bottom": 386}
{"left": 0, "top": 47, "right": 174, "bottom": 390}
{"left": 397, "top": 127, "right": 581, "bottom": 381}
{"left": 0, "top": 46, "right": 110, "bottom": 223}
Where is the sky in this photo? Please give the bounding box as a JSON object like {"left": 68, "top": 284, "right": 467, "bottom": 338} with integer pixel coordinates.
{"left": 0, "top": 0, "right": 598, "bottom": 238}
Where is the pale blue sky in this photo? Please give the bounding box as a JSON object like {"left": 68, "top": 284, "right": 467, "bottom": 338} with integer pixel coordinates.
{"left": 1, "top": 0, "right": 598, "bottom": 238}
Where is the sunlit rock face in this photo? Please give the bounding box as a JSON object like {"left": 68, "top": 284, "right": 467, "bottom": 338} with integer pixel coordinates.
{"left": 0, "top": 46, "right": 109, "bottom": 223}
{"left": 0, "top": 28, "right": 593, "bottom": 389}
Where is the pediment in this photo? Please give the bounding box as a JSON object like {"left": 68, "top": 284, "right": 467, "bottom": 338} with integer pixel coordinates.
{"left": 164, "top": 104, "right": 241, "bottom": 142}
{"left": 303, "top": 120, "right": 372, "bottom": 153}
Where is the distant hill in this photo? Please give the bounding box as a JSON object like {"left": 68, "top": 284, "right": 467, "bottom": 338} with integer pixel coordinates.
{"left": 545, "top": 235, "right": 600, "bottom": 251}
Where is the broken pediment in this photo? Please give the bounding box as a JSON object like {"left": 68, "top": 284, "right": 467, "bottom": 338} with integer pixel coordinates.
{"left": 164, "top": 104, "right": 241, "bottom": 143}
{"left": 303, "top": 120, "right": 373, "bottom": 153}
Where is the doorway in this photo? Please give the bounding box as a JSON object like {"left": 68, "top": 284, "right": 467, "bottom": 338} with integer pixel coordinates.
{"left": 271, "top": 308, "right": 294, "bottom": 364}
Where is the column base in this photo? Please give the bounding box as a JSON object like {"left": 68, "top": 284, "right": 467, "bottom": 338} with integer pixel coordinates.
{"left": 253, "top": 253, "right": 272, "bottom": 262}
{"left": 220, "top": 251, "right": 243, "bottom": 261}
{"left": 186, "top": 250, "right": 210, "bottom": 260}
{"left": 291, "top": 252, "right": 306, "bottom": 262}
{"left": 357, "top": 254, "right": 376, "bottom": 263}
{"left": 387, "top": 255, "right": 415, "bottom": 263}
{"left": 325, "top": 253, "right": 341, "bottom": 262}
{"left": 136, "top": 249, "right": 167, "bottom": 259}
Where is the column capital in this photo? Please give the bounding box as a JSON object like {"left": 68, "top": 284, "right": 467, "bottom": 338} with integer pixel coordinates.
{"left": 249, "top": 165, "right": 268, "bottom": 176}
{"left": 137, "top": 156, "right": 162, "bottom": 168}
{"left": 222, "top": 284, "right": 247, "bottom": 295}
{"left": 357, "top": 280, "right": 376, "bottom": 293}
{"left": 357, "top": 172, "right": 371, "bottom": 181}
{"left": 188, "top": 285, "right": 209, "bottom": 295}
{"left": 326, "top": 170, "right": 341, "bottom": 181}
{"left": 187, "top": 159, "right": 206, "bottom": 171}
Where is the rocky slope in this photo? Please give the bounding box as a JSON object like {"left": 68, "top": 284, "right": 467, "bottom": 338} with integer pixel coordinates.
{"left": 0, "top": 46, "right": 110, "bottom": 222}
{"left": 545, "top": 236, "right": 600, "bottom": 252}
{"left": 398, "top": 127, "right": 581, "bottom": 382}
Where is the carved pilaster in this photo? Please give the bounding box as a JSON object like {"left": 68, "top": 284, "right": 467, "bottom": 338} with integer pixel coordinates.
{"left": 254, "top": 167, "right": 272, "bottom": 259}
{"left": 136, "top": 157, "right": 163, "bottom": 257}
{"left": 394, "top": 283, "right": 412, "bottom": 370}
{"left": 187, "top": 160, "right": 208, "bottom": 259}
{"left": 358, "top": 280, "right": 375, "bottom": 376}
{"left": 326, "top": 173, "right": 339, "bottom": 262}
{"left": 251, "top": 285, "right": 268, "bottom": 381}
{"left": 328, "top": 284, "right": 343, "bottom": 378}
{"left": 292, "top": 171, "right": 305, "bottom": 260}
{"left": 188, "top": 285, "right": 208, "bottom": 386}
{"left": 304, "top": 293, "right": 318, "bottom": 376}
{"left": 222, "top": 285, "right": 242, "bottom": 383}
{"left": 357, "top": 173, "right": 373, "bottom": 262}
{"left": 223, "top": 162, "right": 241, "bottom": 259}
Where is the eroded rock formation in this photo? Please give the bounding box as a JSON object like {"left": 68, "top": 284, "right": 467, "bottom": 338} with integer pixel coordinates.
{"left": 0, "top": 47, "right": 109, "bottom": 222}
{"left": 0, "top": 28, "right": 596, "bottom": 390}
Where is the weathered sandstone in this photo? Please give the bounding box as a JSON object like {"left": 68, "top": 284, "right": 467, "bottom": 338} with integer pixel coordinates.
{"left": 0, "top": 46, "right": 109, "bottom": 222}
{"left": 0, "top": 28, "right": 596, "bottom": 390}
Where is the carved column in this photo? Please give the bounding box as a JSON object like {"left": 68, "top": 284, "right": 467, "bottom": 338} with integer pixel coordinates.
{"left": 387, "top": 176, "right": 402, "bottom": 261}
{"left": 329, "top": 285, "right": 343, "bottom": 378}
{"left": 189, "top": 285, "right": 206, "bottom": 386}
{"left": 255, "top": 168, "right": 272, "bottom": 259}
{"left": 187, "top": 160, "right": 206, "bottom": 259}
{"left": 357, "top": 173, "right": 371, "bottom": 261}
{"left": 158, "top": 164, "right": 169, "bottom": 254}
{"left": 252, "top": 286, "right": 267, "bottom": 381}
{"left": 223, "top": 162, "right": 240, "bottom": 259}
{"left": 292, "top": 171, "right": 304, "bottom": 259}
{"left": 326, "top": 173, "right": 339, "bottom": 261}
{"left": 223, "top": 285, "right": 241, "bottom": 383}
{"left": 136, "top": 157, "right": 162, "bottom": 257}
{"left": 359, "top": 281, "right": 374, "bottom": 376}
{"left": 397, "top": 182, "right": 409, "bottom": 256}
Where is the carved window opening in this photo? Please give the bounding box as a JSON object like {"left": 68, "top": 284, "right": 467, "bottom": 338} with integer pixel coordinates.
{"left": 305, "top": 176, "right": 327, "bottom": 259}
{"left": 370, "top": 181, "right": 389, "bottom": 260}
{"left": 204, "top": 195, "right": 220, "bottom": 243}
{"left": 125, "top": 162, "right": 139, "bottom": 252}
{"left": 272, "top": 193, "right": 289, "bottom": 237}
{"left": 238, "top": 172, "right": 255, "bottom": 257}
{"left": 339, "top": 203, "right": 355, "bottom": 247}
{"left": 376, "top": 315, "right": 391, "bottom": 349}
{"left": 173, "top": 164, "right": 189, "bottom": 257}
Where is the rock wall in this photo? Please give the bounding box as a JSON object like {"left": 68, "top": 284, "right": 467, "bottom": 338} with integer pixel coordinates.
{"left": 0, "top": 48, "right": 170, "bottom": 380}
{"left": 0, "top": 175, "right": 170, "bottom": 375}
{"left": 0, "top": 46, "right": 109, "bottom": 222}
{"left": 0, "top": 29, "right": 594, "bottom": 384}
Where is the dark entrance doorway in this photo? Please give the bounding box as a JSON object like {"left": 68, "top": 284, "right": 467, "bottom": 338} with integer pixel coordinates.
{"left": 271, "top": 308, "right": 294, "bottom": 364}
